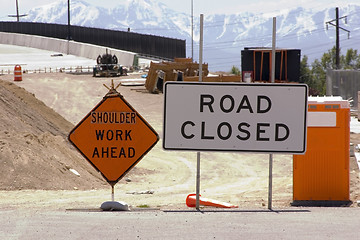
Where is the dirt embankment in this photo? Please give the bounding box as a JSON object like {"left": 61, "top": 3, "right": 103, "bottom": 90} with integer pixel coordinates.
{"left": 0, "top": 79, "right": 107, "bottom": 190}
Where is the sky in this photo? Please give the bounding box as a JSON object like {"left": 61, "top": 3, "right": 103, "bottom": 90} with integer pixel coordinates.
{"left": 0, "top": 0, "right": 357, "bottom": 20}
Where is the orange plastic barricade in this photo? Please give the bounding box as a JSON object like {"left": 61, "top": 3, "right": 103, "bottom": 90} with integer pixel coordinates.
{"left": 14, "top": 65, "right": 22, "bottom": 81}
{"left": 293, "top": 97, "right": 350, "bottom": 206}
{"left": 186, "top": 194, "right": 238, "bottom": 208}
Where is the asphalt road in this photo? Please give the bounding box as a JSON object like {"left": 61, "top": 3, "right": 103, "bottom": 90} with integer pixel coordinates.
{"left": 1, "top": 207, "right": 359, "bottom": 239}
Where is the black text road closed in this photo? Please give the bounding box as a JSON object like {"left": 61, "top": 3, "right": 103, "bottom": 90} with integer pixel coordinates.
{"left": 163, "top": 82, "right": 308, "bottom": 154}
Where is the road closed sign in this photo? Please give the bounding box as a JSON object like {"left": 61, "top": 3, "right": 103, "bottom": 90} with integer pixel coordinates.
{"left": 163, "top": 82, "right": 308, "bottom": 154}
{"left": 69, "top": 93, "right": 159, "bottom": 184}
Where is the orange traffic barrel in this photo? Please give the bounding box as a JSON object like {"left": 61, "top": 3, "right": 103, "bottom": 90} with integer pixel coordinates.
{"left": 14, "top": 65, "right": 22, "bottom": 81}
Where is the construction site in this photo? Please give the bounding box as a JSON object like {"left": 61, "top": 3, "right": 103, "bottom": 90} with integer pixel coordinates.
{"left": 0, "top": 18, "right": 360, "bottom": 238}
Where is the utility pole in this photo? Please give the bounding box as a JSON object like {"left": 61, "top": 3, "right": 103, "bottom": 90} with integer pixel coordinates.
{"left": 8, "top": 0, "right": 27, "bottom": 22}
{"left": 15, "top": 0, "right": 19, "bottom": 22}
{"left": 67, "top": 0, "right": 72, "bottom": 40}
{"left": 326, "top": 7, "right": 350, "bottom": 69}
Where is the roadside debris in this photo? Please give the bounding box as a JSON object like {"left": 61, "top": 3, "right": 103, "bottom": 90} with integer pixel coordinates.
{"left": 145, "top": 58, "right": 242, "bottom": 93}
{"left": 126, "top": 190, "right": 155, "bottom": 195}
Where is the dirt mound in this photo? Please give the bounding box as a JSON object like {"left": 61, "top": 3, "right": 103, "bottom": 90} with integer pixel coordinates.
{"left": 0, "top": 79, "right": 108, "bottom": 190}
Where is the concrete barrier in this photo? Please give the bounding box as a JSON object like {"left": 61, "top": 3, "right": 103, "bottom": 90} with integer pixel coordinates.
{"left": 0, "top": 32, "right": 135, "bottom": 67}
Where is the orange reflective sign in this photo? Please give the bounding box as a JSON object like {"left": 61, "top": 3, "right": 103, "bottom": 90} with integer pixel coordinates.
{"left": 68, "top": 94, "right": 159, "bottom": 184}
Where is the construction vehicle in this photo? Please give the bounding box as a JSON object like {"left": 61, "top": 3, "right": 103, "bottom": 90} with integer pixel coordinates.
{"left": 93, "top": 52, "right": 127, "bottom": 77}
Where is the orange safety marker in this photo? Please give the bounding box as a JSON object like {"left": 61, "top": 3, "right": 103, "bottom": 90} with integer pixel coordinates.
{"left": 186, "top": 194, "right": 238, "bottom": 208}
{"left": 14, "top": 65, "right": 22, "bottom": 81}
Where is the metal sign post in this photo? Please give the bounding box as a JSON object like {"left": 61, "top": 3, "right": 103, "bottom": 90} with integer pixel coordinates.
{"left": 268, "top": 17, "right": 276, "bottom": 210}
{"left": 196, "top": 14, "right": 204, "bottom": 211}
{"left": 111, "top": 183, "right": 115, "bottom": 202}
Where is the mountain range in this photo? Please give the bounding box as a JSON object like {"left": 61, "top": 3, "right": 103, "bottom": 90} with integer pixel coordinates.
{"left": 18, "top": 0, "right": 360, "bottom": 71}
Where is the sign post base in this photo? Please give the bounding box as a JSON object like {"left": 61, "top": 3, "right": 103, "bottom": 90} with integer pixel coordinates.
{"left": 100, "top": 201, "right": 129, "bottom": 211}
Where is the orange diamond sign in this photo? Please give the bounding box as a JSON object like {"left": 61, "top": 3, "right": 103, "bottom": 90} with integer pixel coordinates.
{"left": 68, "top": 91, "right": 159, "bottom": 184}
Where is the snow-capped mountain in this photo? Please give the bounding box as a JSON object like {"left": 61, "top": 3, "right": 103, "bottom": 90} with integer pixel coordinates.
{"left": 21, "top": 0, "right": 360, "bottom": 71}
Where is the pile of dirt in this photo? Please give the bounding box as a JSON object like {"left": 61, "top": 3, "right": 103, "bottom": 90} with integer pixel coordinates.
{"left": 0, "top": 79, "right": 108, "bottom": 190}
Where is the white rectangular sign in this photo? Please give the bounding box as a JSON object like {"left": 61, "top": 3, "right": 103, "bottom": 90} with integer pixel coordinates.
{"left": 163, "top": 82, "right": 308, "bottom": 154}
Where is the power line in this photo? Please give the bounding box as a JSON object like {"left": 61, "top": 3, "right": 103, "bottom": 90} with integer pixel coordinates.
{"left": 133, "top": 6, "right": 359, "bottom": 68}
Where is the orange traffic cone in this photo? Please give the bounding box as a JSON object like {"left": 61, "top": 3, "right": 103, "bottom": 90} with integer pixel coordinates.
{"left": 186, "top": 194, "right": 238, "bottom": 208}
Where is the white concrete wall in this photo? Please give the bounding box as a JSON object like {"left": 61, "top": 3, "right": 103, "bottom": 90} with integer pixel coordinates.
{"left": 0, "top": 32, "right": 136, "bottom": 67}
